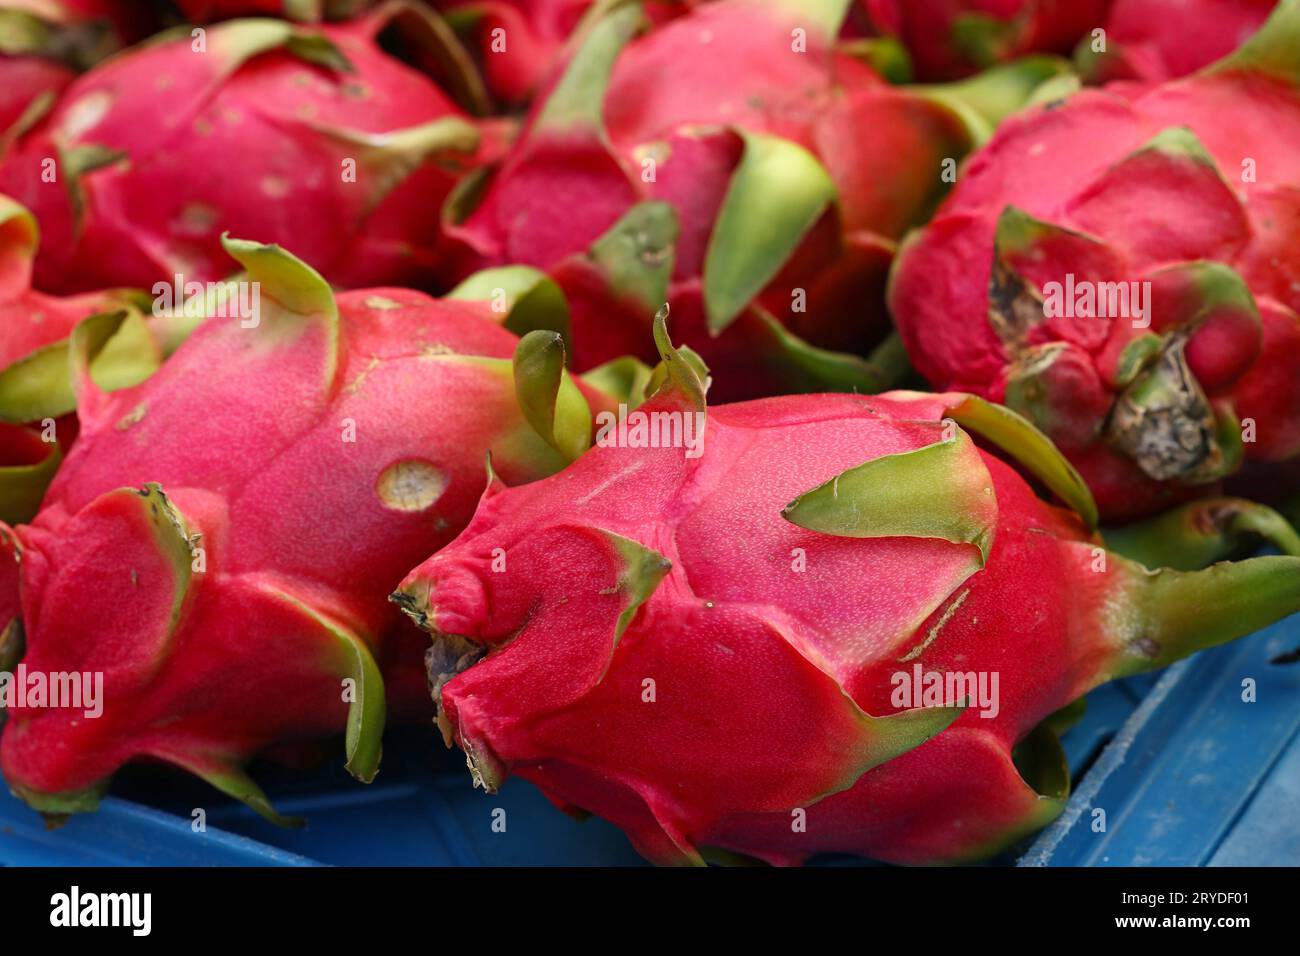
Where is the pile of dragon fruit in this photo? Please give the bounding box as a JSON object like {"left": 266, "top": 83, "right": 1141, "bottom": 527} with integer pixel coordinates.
{"left": 0, "top": 0, "right": 1297, "bottom": 867}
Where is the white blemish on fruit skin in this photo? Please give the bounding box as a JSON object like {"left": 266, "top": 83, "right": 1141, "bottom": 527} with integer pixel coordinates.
{"left": 344, "top": 355, "right": 380, "bottom": 393}
{"left": 116, "top": 403, "right": 148, "bottom": 431}
{"left": 59, "top": 91, "right": 113, "bottom": 139}
{"left": 573, "top": 459, "right": 648, "bottom": 506}
{"left": 376, "top": 459, "right": 448, "bottom": 512}
{"left": 261, "top": 176, "right": 291, "bottom": 199}
{"left": 899, "top": 588, "right": 970, "bottom": 663}
{"left": 171, "top": 203, "right": 219, "bottom": 236}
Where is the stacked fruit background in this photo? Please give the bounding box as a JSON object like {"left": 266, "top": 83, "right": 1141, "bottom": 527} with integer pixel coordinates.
{"left": 0, "top": 0, "right": 1298, "bottom": 867}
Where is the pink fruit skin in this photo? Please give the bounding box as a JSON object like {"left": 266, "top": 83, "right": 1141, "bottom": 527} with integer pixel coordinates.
{"left": 0, "top": 58, "right": 76, "bottom": 135}
{"left": 0, "top": 202, "right": 126, "bottom": 371}
{"left": 863, "top": 0, "right": 1111, "bottom": 80}
{"left": 429, "top": 0, "right": 691, "bottom": 107}
{"left": 447, "top": 0, "right": 969, "bottom": 400}
{"left": 396, "top": 385, "right": 1299, "bottom": 864}
{"left": 0, "top": 197, "right": 134, "bottom": 509}
{"left": 0, "top": 257, "right": 612, "bottom": 809}
{"left": 1090, "top": 0, "right": 1277, "bottom": 82}
{"left": 175, "top": 1, "right": 323, "bottom": 19}
{"left": 0, "top": 1, "right": 150, "bottom": 134}
{"left": 889, "top": 29, "right": 1300, "bottom": 521}
{"left": 432, "top": 0, "right": 592, "bottom": 106}
{"left": 173, "top": 1, "right": 380, "bottom": 21}
{"left": 0, "top": 10, "right": 480, "bottom": 295}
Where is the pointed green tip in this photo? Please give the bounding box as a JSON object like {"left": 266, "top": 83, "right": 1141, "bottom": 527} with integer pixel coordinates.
{"left": 1150, "top": 259, "right": 1259, "bottom": 323}
{"left": 782, "top": 428, "right": 997, "bottom": 562}
{"left": 8, "top": 779, "right": 108, "bottom": 818}
{"left": 337, "top": 634, "right": 386, "bottom": 785}
{"left": 219, "top": 234, "right": 336, "bottom": 320}
{"left": 600, "top": 529, "right": 671, "bottom": 642}
{"left": 840, "top": 36, "right": 913, "bottom": 83}
{"left": 451, "top": 265, "right": 572, "bottom": 351}
{"left": 703, "top": 132, "right": 835, "bottom": 333}
{"left": 827, "top": 702, "right": 964, "bottom": 796}
{"left": 944, "top": 395, "right": 1099, "bottom": 529}
{"left": 1104, "top": 498, "right": 1300, "bottom": 572}
{"left": 583, "top": 200, "right": 678, "bottom": 314}
{"left": 536, "top": 0, "right": 643, "bottom": 134}
{"left": 1139, "top": 126, "right": 1216, "bottom": 164}
{"left": 182, "top": 759, "right": 305, "bottom": 828}
{"left": 1207, "top": 0, "right": 1300, "bottom": 84}
{"left": 766, "top": 0, "right": 855, "bottom": 40}
{"left": 921, "top": 55, "right": 1074, "bottom": 143}
{"left": 647, "top": 305, "right": 707, "bottom": 410}
{"left": 0, "top": 439, "right": 61, "bottom": 526}
{"left": 994, "top": 204, "right": 1049, "bottom": 251}
{"left": 580, "top": 355, "right": 655, "bottom": 409}
{"left": 513, "top": 329, "right": 592, "bottom": 461}
{"left": 0, "top": 195, "right": 38, "bottom": 257}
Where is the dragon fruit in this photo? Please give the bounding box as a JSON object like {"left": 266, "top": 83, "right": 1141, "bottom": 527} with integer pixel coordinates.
{"left": 0, "top": 236, "right": 641, "bottom": 820}
{"left": 392, "top": 312, "right": 1300, "bottom": 865}
{"left": 173, "top": 1, "right": 376, "bottom": 21}
{"left": 430, "top": 0, "right": 691, "bottom": 108}
{"left": 444, "top": 0, "right": 1060, "bottom": 401}
{"left": 860, "top": 0, "right": 1108, "bottom": 81}
{"left": 888, "top": 0, "right": 1300, "bottom": 522}
{"left": 1078, "top": 0, "right": 1278, "bottom": 83}
{"left": 0, "top": 193, "right": 154, "bottom": 523}
{"left": 0, "top": 1, "right": 149, "bottom": 136}
{"left": 0, "top": 2, "right": 490, "bottom": 295}
{"left": 432, "top": 0, "right": 597, "bottom": 108}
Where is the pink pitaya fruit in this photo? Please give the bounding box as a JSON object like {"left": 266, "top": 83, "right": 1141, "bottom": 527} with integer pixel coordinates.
{"left": 0, "top": 1, "right": 150, "bottom": 136}
{"left": 860, "top": 0, "right": 1109, "bottom": 81}
{"left": 1078, "top": 0, "right": 1278, "bottom": 83}
{"left": 173, "top": 1, "right": 376, "bottom": 21}
{"left": 432, "top": 0, "right": 597, "bottom": 108}
{"left": 392, "top": 312, "right": 1300, "bottom": 866}
{"left": 0, "top": 2, "right": 490, "bottom": 295}
{"left": 0, "top": 192, "right": 154, "bottom": 523}
{"left": 888, "top": 0, "right": 1300, "bottom": 522}
{"left": 444, "top": 0, "right": 1056, "bottom": 401}
{"left": 0, "top": 236, "right": 646, "bottom": 820}
{"left": 430, "top": 0, "right": 690, "bottom": 108}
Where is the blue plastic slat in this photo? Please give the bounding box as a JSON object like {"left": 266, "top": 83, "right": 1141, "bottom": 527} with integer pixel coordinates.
{"left": 0, "top": 791, "right": 316, "bottom": 867}
{"left": 2, "top": 615, "right": 1298, "bottom": 866}
{"left": 1020, "top": 620, "right": 1300, "bottom": 866}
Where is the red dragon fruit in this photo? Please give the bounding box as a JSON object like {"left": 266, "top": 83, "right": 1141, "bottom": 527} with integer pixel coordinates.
{"left": 432, "top": 0, "right": 598, "bottom": 108}
{"left": 1078, "top": 0, "right": 1278, "bottom": 83}
{"left": 860, "top": 0, "right": 1109, "bottom": 81}
{"left": 0, "top": 192, "right": 155, "bottom": 523}
{"left": 0, "top": 2, "right": 490, "bottom": 295}
{"left": 430, "top": 0, "right": 691, "bottom": 108}
{"left": 444, "top": 0, "right": 1057, "bottom": 401}
{"left": 392, "top": 312, "right": 1300, "bottom": 865}
{"left": 0, "top": 236, "right": 643, "bottom": 820}
{"left": 888, "top": 0, "right": 1300, "bottom": 522}
{"left": 0, "top": 1, "right": 150, "bottom": 136}
{"left": 173, "top": 1, "right": 376, "bottom": 21}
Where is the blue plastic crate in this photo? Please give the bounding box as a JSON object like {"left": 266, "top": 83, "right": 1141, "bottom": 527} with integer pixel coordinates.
{"left": 2, "top": 617, "right": 1298, "bottom": 866}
